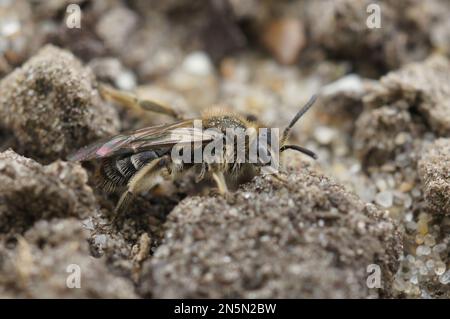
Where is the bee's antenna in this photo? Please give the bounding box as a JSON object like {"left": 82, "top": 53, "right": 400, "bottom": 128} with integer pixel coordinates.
{"left": 280, "top": 144, "right": 317, "bottom": 160}
{"left": 281, "top": 94, "right": 317, "bottom": 144}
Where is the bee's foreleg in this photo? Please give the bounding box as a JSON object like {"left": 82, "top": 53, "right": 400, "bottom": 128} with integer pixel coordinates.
{"left": 212, "top": 171, "right": 229, "bottom": 196}
{"left": 99, "top": 84, "right": 183, "bottom": 119}
{"left": 114, "top": 157, "right": 168, "bottom": 215}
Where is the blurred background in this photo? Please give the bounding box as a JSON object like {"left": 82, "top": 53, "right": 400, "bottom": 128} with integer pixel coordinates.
{"left": 1, "top": 0, "right": 450, "bottom": 298}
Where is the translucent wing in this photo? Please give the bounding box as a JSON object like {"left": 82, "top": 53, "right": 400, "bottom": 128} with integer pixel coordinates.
{"left": 68, "top": 120, "right": 221, "bottom": 161}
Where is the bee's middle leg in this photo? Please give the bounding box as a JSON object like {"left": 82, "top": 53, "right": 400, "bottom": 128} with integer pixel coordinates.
{"left": 212, "top": 171, "right": 229, "bottom": 196}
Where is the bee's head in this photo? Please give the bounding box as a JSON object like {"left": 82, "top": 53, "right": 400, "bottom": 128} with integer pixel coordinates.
{"left": 279, "top": 95, "right": 318, "bottom": 160}
{"left": 247, "top": 95, "right": 318, "bottom": 168}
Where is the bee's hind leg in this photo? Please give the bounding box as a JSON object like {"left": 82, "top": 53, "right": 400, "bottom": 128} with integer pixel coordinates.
{"left": 212, "top": 171, "right": 229, "bottom": 196}
{"left": 113, "top": 157, "right": 170, "bottom": 220}
{"left": 99, "top": 84, "right": 183, "bottom": 119}
{"left": 271, "top": 172, "right": 288, "bottom": 184}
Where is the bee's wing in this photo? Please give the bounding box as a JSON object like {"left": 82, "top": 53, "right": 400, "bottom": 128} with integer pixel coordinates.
{"left": 68, "top": 120, "right": 221, "bottom": 161}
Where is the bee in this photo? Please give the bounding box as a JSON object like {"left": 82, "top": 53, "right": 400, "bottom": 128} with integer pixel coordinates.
{"left": 68, "top": 85, "right": 317, "bottom": 214}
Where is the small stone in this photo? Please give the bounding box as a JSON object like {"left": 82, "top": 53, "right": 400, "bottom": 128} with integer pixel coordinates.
{"left": 313, "top": 126, "right": 336, "bottom": 145}
{"left": 411, "top": 187, "right": 421, "bottom": 198}
{"left": 405, "top": 212, "right": 413, "bottom": 222}
{"left": 181, "top": 51, "right": 213, "bottom": 76}
{"left": 394, "top": 132, "right": 408, "bottom": 145}
{"left": 432, "top": 243, "right": 447, "bottom": 254}
{"left": 321, "top": 74, "right": 364, "bottom": 96}
{"left": 262, "top": 18, "right": 306, "bottom": 65}
{"left": 415, "top": 234, "right": 424, "bottom": 245}
{"left": 423, "top": 234, "right": 436, "bottom": 247}
{"left": 419, "top": 266, "right": 428, "bottom": 276}
{"left": 417, "top": 219, "right": 429, "bottom": 236}
{"left": 115, "top": 71, "right": 136, "bottom": 91}
{"left": 425, "top": 259, "right": 435, "bottom": 270}
{"left": 94, "top": 234, "right": 108, "bottom": 248}
{"left": 95, "top": 7, "right": 138, "bottom": 52}
{"left": 406, "top": 255, "right": 415, "bottom": 264}
{"left": 0, "top": 18, "right": 20, "bottom": 37}
{"left": 434, "top": 261, "right": 446, "bottom": 276}
{"left": 393, "top": 277, "right": 407, "bottom": 291}
{"left": 403, "top": 194, "right": 412, "bottom": 209}
{"left": 405, "top": 221, "right": 417, "bottom": 231}
{"left": 375, "top": 179, "right": 388, "bottom": 192}
{"left": 438, "top": 271, "right": 450, "bottom": 284}
{"left": 375, "top": 191, "right": 394, "bottom": 208}
{"left": 399, "top": 182, "right": 414, "bottom": 192}
{"left": 416, "top": 245, "right": 431, "bottom": 256}
{"left": 414, "top": 259, "right": 424, "bottom": 269}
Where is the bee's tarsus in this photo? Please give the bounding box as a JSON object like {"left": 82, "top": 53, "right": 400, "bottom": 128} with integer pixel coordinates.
{"left": 115, "top": 190, "right": 134, "bottom": 215}
{"left": 212, "top": 171, "right": 229, "bottom": 195}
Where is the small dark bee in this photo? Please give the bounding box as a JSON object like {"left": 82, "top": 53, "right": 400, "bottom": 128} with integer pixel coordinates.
{"left": 69, "top": 85, "right": 317, "bottom": 214}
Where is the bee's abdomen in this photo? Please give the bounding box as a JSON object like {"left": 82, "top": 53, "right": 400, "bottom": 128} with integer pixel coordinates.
{"left": 98, "top": 151, "right": 161, "bottom": 192}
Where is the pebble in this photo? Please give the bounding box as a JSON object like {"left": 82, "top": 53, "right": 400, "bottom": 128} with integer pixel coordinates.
{"left": 262, "top": 18, "right": 305, "bottom": 65}
{"left": 425, "top": 259, "right": 435, "bottom": 270}
{"left": 321, "top": 74, "right": 364, "bottom": 96}
{"left": 406, "top": 254, "right": 415, "bottom": 264}
{"left": 415, "top": 234, "right": 424, "bottom": 245}
{"left": 423, "top": 234, "right": 436, "bottom": 247}
{"left": 438, "top": 271, "right": 450, "bottom": 284}
{"left": 405, "top": 221, "right": 417, "bottom": 231}
{"left": 393, "top": 277, "right": 406, "bottom": 291}
{"left": 394, "top": 132, "right": 408, "bottom": 145}
{"left": 399, "top": 182, "right": 414, "bottom": 192}
{"left": 403, "top": 194, "right": 412, "bottom": 208}
{"left": 182, "top": 51, "right": 213, "bottom": 76}
{"left": 375, "top": 191, "right": 393, "bottom": 208}
{"left": 417, "top": 218, "right": 429, "bottom": 236}
{"left": 419, "top": 266, "right": 428, "bottom": 276}
{"left": 313, "top": 126, "right": 336, "bottom": 145}
{"left": 434, "top": 261, "right": 446, "bottom": 276}
{"left": 410, "top": 274, "right": 419, "bottom": 284}
{"left": 432, "top": 243, "right": 447, "bottom": 254}
{"left": 375, "top": 179, "right": 388, "bottom": 192}
{"left": 416, "top": 245, "right": 431, "bottom": 256}
{"left": 0, "top": 18, "right": 20, "bottom": 37}
{"left": 115, "top": 71, "right": 136, "bottom": 91}
{"left": 94, "top": 234, "right": 108, "bottom": 248}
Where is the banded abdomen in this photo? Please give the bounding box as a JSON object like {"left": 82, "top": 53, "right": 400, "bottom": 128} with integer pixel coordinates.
{"left": 97, "top": 149, "right": 168, "bottom": 192}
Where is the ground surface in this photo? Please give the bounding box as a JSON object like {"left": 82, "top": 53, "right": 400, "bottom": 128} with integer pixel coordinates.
{"left": 0, "top": 0, "right": 449, "bottom": 298}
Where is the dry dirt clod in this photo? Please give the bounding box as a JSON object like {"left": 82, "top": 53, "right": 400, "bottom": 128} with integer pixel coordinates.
{"left": 0, "top": 150, "right": 98, "bottom": 234}
{"left": 373, "top": 56, "right": 450, "bottom": 136}
{"left": 138, "top": 168, "right": 402, "bottom": 298}
{"left": 0, "top": 45, "right": 119, "bottom": 163}
{"left": 418, "top": 138, "right": 450, "bottom": 218}
{"left": 354, "top": 55, "right": 450, "bottom": 167}
{"left": 304, "top": 0, "right": 449, "bottom": 76}
{"left": 0, "top": 218, "right": 138, "bottom": 298}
